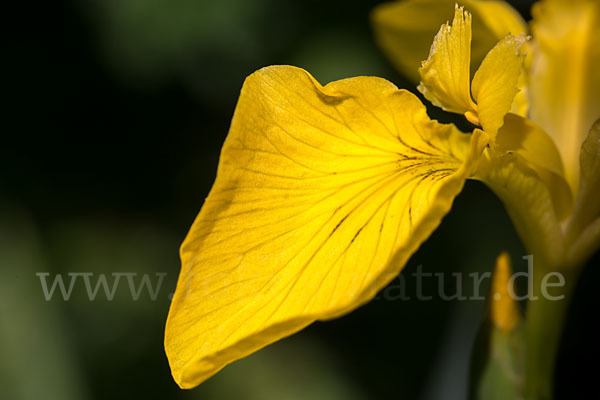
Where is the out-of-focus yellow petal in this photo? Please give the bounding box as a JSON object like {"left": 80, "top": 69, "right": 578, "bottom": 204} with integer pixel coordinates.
{"left": 566, "top": 120, "right": 600, "bottom": 266}
{"left": 165, "top": 66, "right": 487, "bottom": 388}
{"left": 466, "top": 1, "right": 527, "bottom": 42}
{"left": 495, "top": 114, "right": 573, "bottom": 221}
{"left": 529, "top": 0, "right": 600, "bottom": 193}
{"left": 471, "top": 35, "right": 528, "bottom": 136}
{"left": 490, "top": 252, "right": 521, "bottom": 334}
{"left": 572, "top": 120, "right": 600, "bottom": 228}
{"left": 371, "top": 0, "right": 527, "bottom": 83}
{"left": 478, "top": 114, "right": 577, "bottom": 263}
{"left": 475, "top": 127, "right": 567, "bottom": 266}
{"left": 418, "top": 4, "right": 476, "bottom": 115}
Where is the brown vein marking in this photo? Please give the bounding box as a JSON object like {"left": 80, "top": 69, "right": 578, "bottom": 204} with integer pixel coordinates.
{"left": 330, "top": 214, "right": 349, "bottom": 236}
{"left": 350, "top": 225, "right": 364, "bottom": 244}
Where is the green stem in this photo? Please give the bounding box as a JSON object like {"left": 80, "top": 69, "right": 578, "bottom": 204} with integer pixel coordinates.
{"left": 524, "top": 263, "right": 578, "bottom": 400}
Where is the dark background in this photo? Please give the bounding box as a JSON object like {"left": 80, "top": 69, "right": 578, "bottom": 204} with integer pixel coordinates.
{"left": 2, "top": 0, "right": 598, "bottom": 399}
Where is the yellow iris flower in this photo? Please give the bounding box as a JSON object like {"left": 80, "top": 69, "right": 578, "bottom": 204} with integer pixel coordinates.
{"left": 165, "top": 0, "right": 599, "bottom": 394}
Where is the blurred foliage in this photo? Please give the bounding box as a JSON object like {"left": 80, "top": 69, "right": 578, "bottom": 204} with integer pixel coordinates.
{"left": 1, "top": 207, "right": 87, "bottom": 400}
{"left": 2, "top": 0, "right": 598, "bottom": 399}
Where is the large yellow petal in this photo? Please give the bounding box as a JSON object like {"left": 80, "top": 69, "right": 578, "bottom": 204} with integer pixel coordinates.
{"left": 529, "top": 0, "right": 600, "bottom": 193}
{"left": 471, "top": 35, "right": 527, "bottom": 136}
{"left": 418, "top": 4, "right": 476, "bottom": 115}
{"left": 165, "top": 66, "right": 486, "bottom": 388}
{"left": 371, "top": 0, "right": 527, "bottom": 83}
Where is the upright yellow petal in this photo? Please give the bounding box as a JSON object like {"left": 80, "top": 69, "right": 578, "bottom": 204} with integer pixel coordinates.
{"left": 165, "top": 66, "right": 487, "bottom": 388}
{"left": 529, "top": 0, "right": 600, "bottom": 193}
{"left": 418, "top": 4, "right": 475, "bottom": 115}
{"left": 417, "top": 5, "right": 526, "bottom": 133}
{"left": 371, "top": 0, "right": 527, "bottom": 83}
{"left": 471, "top": 35, "right": 528, "bottom": 136}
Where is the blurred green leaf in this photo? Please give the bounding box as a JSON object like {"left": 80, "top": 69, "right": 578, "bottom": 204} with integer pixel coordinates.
{"left": 290, "top": 28, "right": 387, "bottom": 83}
{"left": 469, "top": 254, "right": 525, "bottom": 400}
{"left": 199, "top": 333, "right": 367, "bottom": 400}
{"left": 470, "top": 322, "right": 525, "bottom": 400}
{"left": 0, "top": 205, "right": 88, "bottom": 400}
{"left": 84, "top": 0, "right": 269, "bottom": 84}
